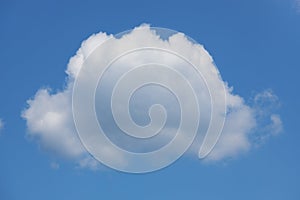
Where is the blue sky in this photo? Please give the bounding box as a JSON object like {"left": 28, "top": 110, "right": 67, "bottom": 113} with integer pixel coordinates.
{"left": 1, "top": 0, "right": 300, "bottom": 199}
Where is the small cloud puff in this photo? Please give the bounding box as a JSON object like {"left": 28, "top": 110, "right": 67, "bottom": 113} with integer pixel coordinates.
{"left": 0, "top": 119, "right": 4, "bottom": 133}
{"left": 296, "top": 0, "right": 300, "bottom": 13}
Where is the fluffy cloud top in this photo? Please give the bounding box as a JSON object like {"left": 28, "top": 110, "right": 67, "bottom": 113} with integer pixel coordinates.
{"left": 22, "top": 24, "right": 282, "bottom": 169}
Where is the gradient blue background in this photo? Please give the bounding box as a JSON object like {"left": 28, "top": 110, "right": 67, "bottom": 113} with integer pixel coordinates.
{"left": 0, "top": 0, "right": 299, "bottom": 199}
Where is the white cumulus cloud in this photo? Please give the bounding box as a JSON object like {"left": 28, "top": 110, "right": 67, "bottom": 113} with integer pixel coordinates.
{"left": 22, "top": 24, "right": 282, "bottom": 169}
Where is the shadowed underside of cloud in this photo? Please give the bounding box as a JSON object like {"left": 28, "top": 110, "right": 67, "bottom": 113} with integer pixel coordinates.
{"left": 21, "top": 24, "right": 282, "bottom": 169}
